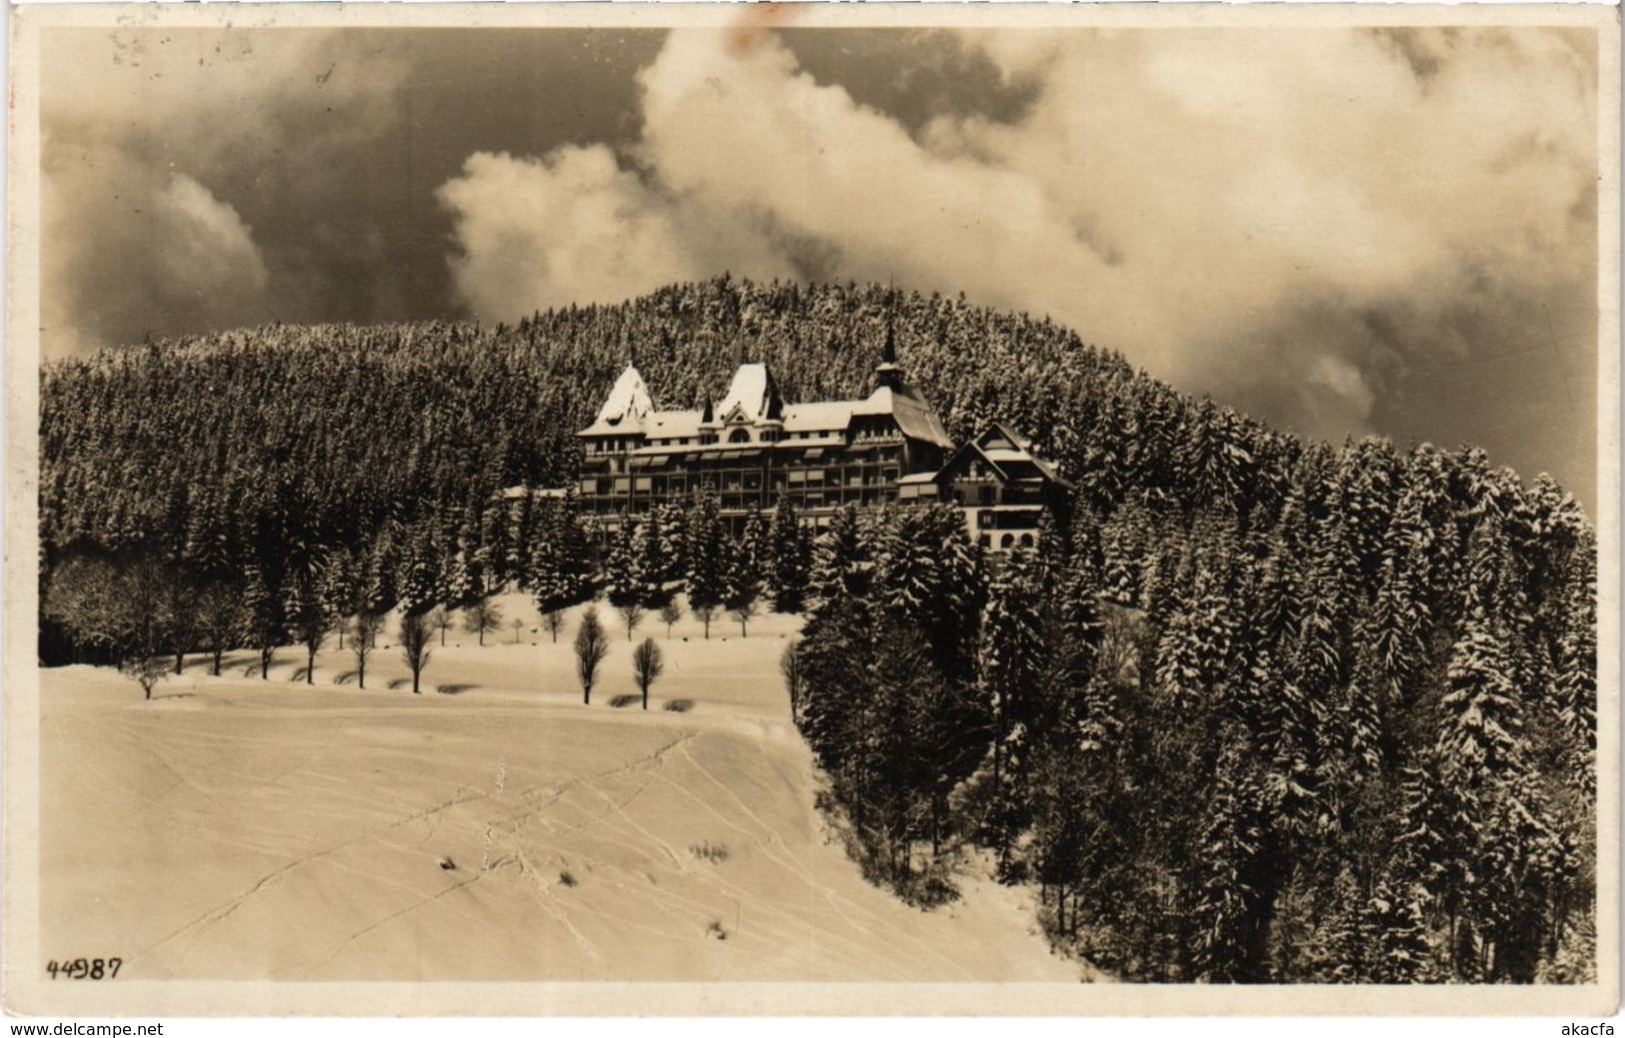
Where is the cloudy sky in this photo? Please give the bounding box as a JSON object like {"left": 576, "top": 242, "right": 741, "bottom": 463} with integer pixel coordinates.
{"left": 40, "top": 22, "right": 1600, "bottom": 507}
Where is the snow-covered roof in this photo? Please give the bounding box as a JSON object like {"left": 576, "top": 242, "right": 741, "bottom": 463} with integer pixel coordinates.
{"left": 716, "top": 363, "right": 781, "bottom": 424}
{"left": 579, "top": 361, "right": 953, "bottom": 449}
{"left": 782, "top": 400, "right": 860, "bottom": 434}
{"left": 580, "top": 365, "right": 655, "bottom": 436}
{"left": 976, "top": 422, "right": 1069, "bottom": 485}
{"left": 931, "top": 422, "right": 1073, "bottom": 490}
{"left": 643, "top": 409, "right": 704, "bottom": 439}
{"left": 872, "top": 386, "right": 955, "bottom": 449}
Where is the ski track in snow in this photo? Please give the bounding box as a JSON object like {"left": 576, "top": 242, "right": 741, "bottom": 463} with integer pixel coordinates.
{"left": 40, "top": 606, "right": 1080, "bottom": 982}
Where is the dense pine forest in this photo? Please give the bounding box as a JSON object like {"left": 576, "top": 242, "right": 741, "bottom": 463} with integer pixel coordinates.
{"left": 39, "top": 275, "right": 1596, "bottom": 983}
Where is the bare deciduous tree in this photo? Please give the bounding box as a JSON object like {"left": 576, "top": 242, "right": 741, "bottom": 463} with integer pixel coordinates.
{"left": 44, "top": 556, "right": 132, "bottom": 662}
{"left": 659, "top": 600, "right": 683, "bottom": 639}
{"left": 399, "top": 612, "right": 433, "bottom": 695}
{"left": 618, "top": 601, "right": 645, "bottom": 642}
{"left": 542, "top": 609, "right": 566, "bottom": 644}
{"left": 780, "top": 641, "right": 803, "bottom": 719}
{"left": 730, "top": 598, "right": 758, "bottom": 638}
{"left": 632, "top": 637, "right": 664, "bottom": 711}
{"left": 160, "top": 571, "right": 203, "bottom": 675}
{"left": 693, "top": 602, "right": 717, "bottom": 640}
{"left": 463, "top": 596, "right": 503, "bottom": 647}
{"left": 122, "top": 654, "right": 167, "bottom": 701}
{"left": 196, "top": 581, "right": 245, "bottom": 677}
{"left": 285, "top": 569, "right": 336, "bottom": 685}
{"left": 429, "top": 606, "right": 454, "bottom": 647}
{"left": 351, "top": 611, "right": 384, "bottom": 689}
{"left": 573, "top": 606, "right": 609, "bottom": 705}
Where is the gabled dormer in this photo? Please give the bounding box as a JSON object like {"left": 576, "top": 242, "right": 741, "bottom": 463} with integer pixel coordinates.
{"left": 716, "top": 363, "right": 784, "bottom": 424}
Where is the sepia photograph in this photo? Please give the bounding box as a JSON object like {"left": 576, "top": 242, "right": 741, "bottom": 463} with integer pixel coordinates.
{"left": 4, "top": 1, "right": 1619, "bottom": 1021}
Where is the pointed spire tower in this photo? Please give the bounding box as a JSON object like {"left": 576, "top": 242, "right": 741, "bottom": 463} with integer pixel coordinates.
{"left": 873, "top": 282, "right": 906, "bottom": 393}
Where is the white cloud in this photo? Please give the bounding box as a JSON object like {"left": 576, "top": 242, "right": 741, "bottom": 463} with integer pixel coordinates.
{"left": 41, "top": 28, "right": 407, "bottom": 358}
{"left": 436, "top": 26, "right": 1596, "bottom": 494}
{"left": 43, "top": 146, "right": 271, "bottom": 356}
{"left": 154, "top": 174, "right": 270, "bottom": 299}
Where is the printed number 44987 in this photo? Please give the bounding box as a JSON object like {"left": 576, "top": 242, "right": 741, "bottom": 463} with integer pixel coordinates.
{"left": 46, "top": 958, "right": 121, "bottom": 979}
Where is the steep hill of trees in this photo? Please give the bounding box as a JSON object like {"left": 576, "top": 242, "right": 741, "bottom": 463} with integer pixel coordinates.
{"left": 38, "top": 275, "right": 1595, "bottom": 982}
{"left": 41, "top": 274, "right": 1291, "bottom": 609}
{"left": 795, "top": 470, "right": 1594, "bottom": 983}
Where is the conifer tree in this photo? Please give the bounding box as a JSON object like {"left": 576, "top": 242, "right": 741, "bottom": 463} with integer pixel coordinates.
{"left": 362, "top": 534, "right": 398, "bottom": 615}
{"left": 531, "top": 497, "right": 594, "bottom": 615}
{"left": 685, "top": 490, "right": 725, "bottom": 635}
{"left": 738, "top": 510, "right": 768, "bottom": 584}
{"left": 1362, "top": 879, "right": 1434, "bottom": 983}
{"left": 808, "top": 504, "right": 868, "bottom": 609}
{"left": 1553, "top": 536, "right": 1597, "bottom": 795}
{"left": 721, "top": 531, "right": 761, "bottom": 636}
{"left": 475, "top": 498, "right": 507, "bottom": 593}
{"left": 636, "top": 512, "right": 671, "bottom": 607}
{"left": 1190, "top": 729, "right": 1270, "bottom": 982}
{"left": 606, "top": 519, "right": 644, "bottom": 609}
{"left": 977, "top": 549, "right": 1045, "bottom": 849}
{"left": 767, "top": 497, "right": 809, "bottom": 612}
{"left": 403, "top": 523, "right": 447, "bottom": 615}
{"left": 653, "top": 501, "right": 689, "bottom": 588}
{"left": 242, "top": 561, "right": 284, "bottom": 680}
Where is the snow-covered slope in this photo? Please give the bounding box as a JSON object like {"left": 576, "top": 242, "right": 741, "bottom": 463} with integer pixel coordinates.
{"left": 40, "top": 598, "right": 1080, "bottom": 982}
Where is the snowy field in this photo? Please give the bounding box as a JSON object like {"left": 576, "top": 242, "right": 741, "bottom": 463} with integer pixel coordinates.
{"left": 39, "top": 596, "right": 1080, "bottom": 982}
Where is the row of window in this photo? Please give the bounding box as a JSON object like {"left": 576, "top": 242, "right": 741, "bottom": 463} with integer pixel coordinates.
{"left": 580, "top": 485, "right": 906, "bottom": 514}
{"left": 982, "top": 532, "right": 1038, "bottom": 551}
{"left": 581, "top": 453, "right": 904, "bottom": 477}
{"left": 579, "top": 466, "right": 904, "bottom": 497}
{"left": 592, "top": 427, "right": 875, "bottom": 452}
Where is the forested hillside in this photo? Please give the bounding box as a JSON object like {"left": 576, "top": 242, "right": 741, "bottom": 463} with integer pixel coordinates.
{"left": 40, "top": 274, "right": 1284, "bottom": 661}
{"left": 38, "top": 275, "right": 1596, "bottom": 983}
